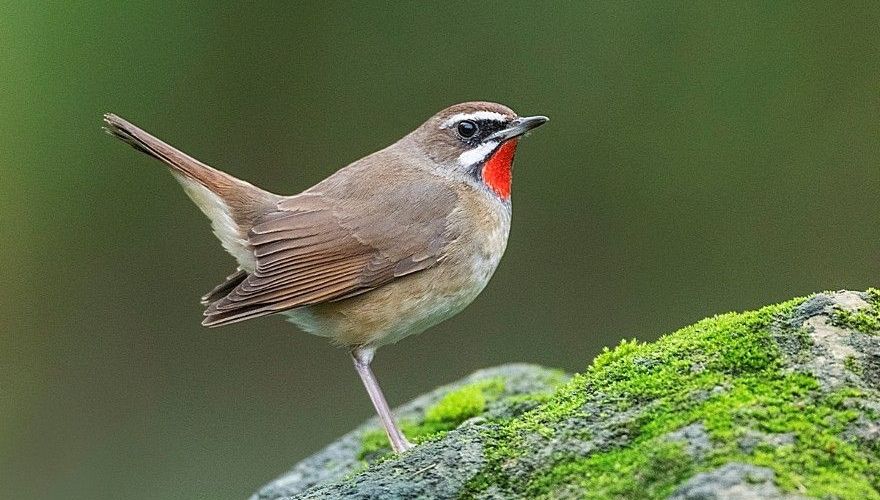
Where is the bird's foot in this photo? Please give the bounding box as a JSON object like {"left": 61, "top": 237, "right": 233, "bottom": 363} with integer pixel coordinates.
{"left": 390, "top": 434, "right": 414, "bottom": 453}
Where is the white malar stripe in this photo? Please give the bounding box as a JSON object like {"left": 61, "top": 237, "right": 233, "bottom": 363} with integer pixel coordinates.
{"left": 458, "top": 141, "right": 499, "bottom": 167}
{"left": 441, "top": 111, "right": 509, "bottom": 129}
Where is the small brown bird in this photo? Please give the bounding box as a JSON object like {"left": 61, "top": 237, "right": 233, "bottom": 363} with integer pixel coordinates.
{"left": 104, "top": 102, "right": 547, "bottom": 452}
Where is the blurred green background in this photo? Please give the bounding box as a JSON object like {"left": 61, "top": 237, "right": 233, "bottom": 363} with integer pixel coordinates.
{"left": 2, "top": 1, "right": 879, "bottom": 498}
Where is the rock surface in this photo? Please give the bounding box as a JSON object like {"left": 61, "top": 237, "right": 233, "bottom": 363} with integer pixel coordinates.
{"left": 251, "top": 364, "right": 567, "bottom": 499}
{"left": 253, "top": 291, "right": 880, "bottom": 499}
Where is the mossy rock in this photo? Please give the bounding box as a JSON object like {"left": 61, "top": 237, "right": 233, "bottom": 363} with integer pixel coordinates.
{"left": 252, "top": 290, "right": 880, "bottom": 499}
{"left": 252, "top": 364, "right": 567, "bottom": 499}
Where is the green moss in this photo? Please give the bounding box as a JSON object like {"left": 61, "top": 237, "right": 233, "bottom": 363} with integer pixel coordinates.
{"left": 830, "top": 288, "right": 880, "bottom": 335}
{"left": 844, "top": 355, "right": 864, "bottom": 376}
{"left": 358, "top": 378, "right": 505, "bottom": 460}
{"left": 831, "top": 308, "right": 880, "bottom": 335}
{"left": 461, "top": 295, "right": 880, "bottom": 498}
{"left": 425, "top": 381, "right": 492, "bottom": 424}
{"left": 528, "top": 441, "right": 693, "bottom": 499}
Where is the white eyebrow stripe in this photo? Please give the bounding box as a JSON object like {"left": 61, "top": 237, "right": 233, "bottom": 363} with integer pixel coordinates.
{"left": 457, "top": 141, "right": 499, "bottom": 167}
{"left": 441, "top": 111, "right": 509, "bottom": 129}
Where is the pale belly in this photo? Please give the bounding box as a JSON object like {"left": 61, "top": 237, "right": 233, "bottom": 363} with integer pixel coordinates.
{"left": 282, "top": 204, "right": 510, "bottom": 349}
{"left": 283, "top": 253, "right": 499, "bottom": 348}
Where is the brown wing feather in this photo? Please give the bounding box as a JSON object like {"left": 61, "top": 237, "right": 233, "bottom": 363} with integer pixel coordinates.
{"left": 200, "top": 269, "right": 248, "bottom": 305}
{"left": 202, "top": 170, "right": 459, "bottom": 326}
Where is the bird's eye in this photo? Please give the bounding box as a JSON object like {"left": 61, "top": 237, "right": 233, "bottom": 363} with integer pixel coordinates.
{"left": 457, "top": 120, "right": 478, "bottom": 138}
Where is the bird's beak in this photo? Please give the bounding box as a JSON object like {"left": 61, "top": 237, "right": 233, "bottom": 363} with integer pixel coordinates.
{"left": 488, "top": 115, "right": 549, "bottom": 142}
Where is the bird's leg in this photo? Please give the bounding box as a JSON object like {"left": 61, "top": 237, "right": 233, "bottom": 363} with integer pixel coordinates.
{"left": 350, "top": 347, "right": 414, "bottom": 453}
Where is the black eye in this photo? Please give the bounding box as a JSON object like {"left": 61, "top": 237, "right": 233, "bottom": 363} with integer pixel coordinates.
{"left": 457, "top": 120, "right": 478, "bottom": 138}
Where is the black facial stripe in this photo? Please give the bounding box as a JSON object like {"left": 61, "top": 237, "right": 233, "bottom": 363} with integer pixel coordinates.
{"left": 458, "top": 118, "right": 509, "bottom": 145}
{"left": 476, "top": 119, "right": 506, "bottom": 135}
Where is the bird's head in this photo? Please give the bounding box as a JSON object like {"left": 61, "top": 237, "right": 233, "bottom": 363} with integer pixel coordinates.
{"left": 407, "top": 101, "right": 548, "bottom": 200}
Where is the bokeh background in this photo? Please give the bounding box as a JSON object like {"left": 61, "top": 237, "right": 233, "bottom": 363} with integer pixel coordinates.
{"left": 3, "top": 2, "right": 880, "bottom": 499}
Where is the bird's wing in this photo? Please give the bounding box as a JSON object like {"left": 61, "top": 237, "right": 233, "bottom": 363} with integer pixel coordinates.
{"left": 200, "top": 269, "right": 248, "bottom": 306}
{"left": 202, "top": 173, "right": 459, "bottom": 326}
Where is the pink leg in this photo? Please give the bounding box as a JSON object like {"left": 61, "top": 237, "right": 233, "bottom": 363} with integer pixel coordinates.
{"left": 350, "top": 347, "right": 413, "bottom": 453}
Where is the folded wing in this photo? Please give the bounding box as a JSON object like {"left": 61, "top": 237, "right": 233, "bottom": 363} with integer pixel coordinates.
{"left": 203, "top": 176, "right": 458, "bottom": 326}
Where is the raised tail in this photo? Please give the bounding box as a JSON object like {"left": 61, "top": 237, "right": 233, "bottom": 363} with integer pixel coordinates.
{"left": 103, "top": 113, "right": 281, "bottom": 271}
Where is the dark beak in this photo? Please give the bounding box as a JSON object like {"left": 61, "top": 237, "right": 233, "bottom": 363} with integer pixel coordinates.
{"left": 488, "top": 115, "right": 549, "bottom": 142}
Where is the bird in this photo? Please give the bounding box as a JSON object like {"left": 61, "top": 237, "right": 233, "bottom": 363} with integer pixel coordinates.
{"left": 103, "top": 102, "right": 548, "bottom": 453}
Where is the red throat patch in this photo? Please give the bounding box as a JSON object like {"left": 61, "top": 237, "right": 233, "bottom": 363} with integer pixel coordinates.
{"left": 481, "top": 139, "right": 518, "bottom": 200}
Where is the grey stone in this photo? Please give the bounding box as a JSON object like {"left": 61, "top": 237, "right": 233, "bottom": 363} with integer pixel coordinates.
{"left": 251, "top": 363, "right": 566, "bottom": 500}
{"left": 668, "top": 463, "right": 803, "bottom": 500}
{"left": 776, "top": 290, "right": 880, "bottom": 391}
{"left": 299, "top": 425, "right": 486, "bottom": 500}
{"left": 737, "top": 431, "right": 795, "bottom": 454}
{"left": 666, "top": 423, "right": 712, "bottom": 459}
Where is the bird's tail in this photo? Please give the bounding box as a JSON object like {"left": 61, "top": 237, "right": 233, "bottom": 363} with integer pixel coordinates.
{"left": 103, "top": 113, "right": 280, "bottom": 270}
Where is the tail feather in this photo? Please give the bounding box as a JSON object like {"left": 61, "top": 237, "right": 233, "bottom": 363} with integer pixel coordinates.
{"left": 104, "top": 113, "right": 280, "bottom": 271}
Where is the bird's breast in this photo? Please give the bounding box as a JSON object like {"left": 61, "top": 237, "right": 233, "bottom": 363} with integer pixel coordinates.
{"left": 448, "top": 184, "right": 512, "bottom": 280}
{"left": 284, "top": 186, "right": 512, "bottom": 349}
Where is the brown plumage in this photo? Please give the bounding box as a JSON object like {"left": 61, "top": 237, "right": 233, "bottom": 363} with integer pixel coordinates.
{"left": 205, "top": 170, "right": 459, "bottom": 326}
{"left": 104, "top": 103, "right": 547, "bottom": 453}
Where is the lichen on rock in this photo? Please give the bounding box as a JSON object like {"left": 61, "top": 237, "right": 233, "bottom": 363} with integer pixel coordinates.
{"left": 252, "top": 291, "right": 880, "bottom": 499}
